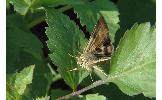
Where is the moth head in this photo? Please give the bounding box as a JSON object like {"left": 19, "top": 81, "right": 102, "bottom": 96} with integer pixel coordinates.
{"left": 76, "top": 53, "right": 86, "bottom": 67}
{"left": 76, "top": 53, "right": 96, "bottom": 71}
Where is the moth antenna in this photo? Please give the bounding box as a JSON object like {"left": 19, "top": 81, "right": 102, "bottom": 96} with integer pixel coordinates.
{"left": 93, "top": 66, "right": 108, "bottom": 77}
{"left": 89, "top": 73, "right": 94, "bottom": 82}
{"left": 93, "top": 57, "right": 111, "bottom": 64}
{"left": 68, "top": 53, "right": 80, "bottom": 60}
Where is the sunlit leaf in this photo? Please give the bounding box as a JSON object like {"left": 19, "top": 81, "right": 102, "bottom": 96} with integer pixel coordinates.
{"left": 7, "top": 65, "right": 35, "bottom": 99}
{"left": 109, "top": 23, "right": 156, "bottom": 97}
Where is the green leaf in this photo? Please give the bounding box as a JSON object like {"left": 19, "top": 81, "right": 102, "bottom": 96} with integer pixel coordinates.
{"left": 36, "top": 96, "right": 50, "bottom": 100}
{"left": 9, "top": 0, "right": 40, "bottom": 15}
{"left": 45, "top": 8, "right": 89, "bottom": 89}
{"left": 116, "top": 0, "right": 156, "bottom": 45}
{"left": 75, "top": 94, "right": 106, "bottom": 100}
{"left": 25, "top": 9, "right": 46, "bottom": 28}
{"left": 91, "top": 83, "right": 154, "bottom": 100}
{"left": 40, "top": 0, "right": 88, "bottom": 7}
{"left": 71, "top": 0, "right": 119, "bottom": 42}
{"left": 7, "top": 14, "right": 53, "bottom": 99}
{"left": 7, "top": 14, "right": 43, "bottom": 73}
{"left": 15, "top": 65, "right": 35, "bottom": 95}
{"left": 7, "top": 65, "right": 35, "bottom": 99}
{"left": 83, "top": 94, "right": 106, "bottom": 100}
{"left": 18, "top": 52, "right": 53, "bottom": 100}
{"left": 109, "top": 23, "right": 156, "bottom": 97}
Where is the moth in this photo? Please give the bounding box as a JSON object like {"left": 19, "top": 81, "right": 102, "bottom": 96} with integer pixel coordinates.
{"left": 75, "top": 16, "right": 113, "bottom": 77}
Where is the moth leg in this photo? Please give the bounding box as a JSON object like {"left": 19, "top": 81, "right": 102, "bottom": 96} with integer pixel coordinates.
{"left": 93, "top": 57, "right": 111, "bottom": 64}
{"left": 93, "top": 65, "right": 108, "bottom": 77}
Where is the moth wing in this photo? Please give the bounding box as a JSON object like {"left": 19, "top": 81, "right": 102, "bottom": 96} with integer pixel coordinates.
{"left": 85, "top": 16, "right": 109, "bottom": 53}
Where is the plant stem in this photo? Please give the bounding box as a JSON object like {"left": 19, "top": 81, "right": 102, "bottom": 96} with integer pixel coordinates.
{"left": 56, "top": 80, "right": 107, "bottom": 100}
{"left": 27, "top": 16, "right": 45, "bottom": 29}
{"left": 58, "top": 5, "right": 72, "bottom": 12}
{"left": 52, "top": 74, "right": 61, "bottom": 82}
{"left": 48, "top": 63, "right": 57, "bottom": 75}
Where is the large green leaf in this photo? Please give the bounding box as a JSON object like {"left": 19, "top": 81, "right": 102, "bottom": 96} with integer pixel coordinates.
{"left": 32, "top": 0, "right": 119, "bottom": 42}
{"left": 71, "top": 0, "right": 119, "bottom": 42}
{"left": 7, "top": 14, "right": 52, "bottom": 99}
{"left": 109, "top": 23, "right": 156, "bottom": 97}
{"left": 45, "top": 8, "right": 89, "bottom": 89}
{"left": 7, "top": 65, "right": 35, "bottom": 100}
{"left": 9, "top": 0, "right": 119, "bottom": 41}
{"left": 7, "top": 14, "right": 43, "bottom": 73}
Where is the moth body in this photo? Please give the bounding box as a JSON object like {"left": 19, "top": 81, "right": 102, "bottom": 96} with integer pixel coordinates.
{"left": 76, "top": 16, "right": 113, "bottom": 76}
{"left": 77, "top": 53, "right": 97, "bottom": 71}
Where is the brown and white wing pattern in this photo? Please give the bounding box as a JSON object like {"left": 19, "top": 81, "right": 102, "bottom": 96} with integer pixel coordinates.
{"left": 85, "top": 16, "right": 113, "bottom": 57}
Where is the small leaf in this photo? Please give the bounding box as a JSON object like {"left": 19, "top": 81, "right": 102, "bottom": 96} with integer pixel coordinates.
{"left": 77, "top": 94, "right": 106, "bottom": 100}
{"left": 71, "top": 0, "right": 119, "bottom": 42}
{"left": 15, "top": 65, "right": 35, "bottom": 94}
{"left": 9, "top": 0, "right": 40, "bottom": 15}
{"left": 45, "top": 8, "right": 89, "bottom": 89}
{"left": 36, "top": 96, "right": 50, "bottom": 100}
{"left": 109, "top": 23, "right": 156, "bottom": 97}
{"left": 7, "top": 65, "right": 35, "bottom": 99}
{"left": 9, "top": 0, "right": 31, "bottom": 15}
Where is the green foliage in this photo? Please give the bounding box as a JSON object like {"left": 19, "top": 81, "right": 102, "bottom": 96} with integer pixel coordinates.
{"left": 115, "top": 0, "right": 156, "bottom": 46}
{"left": 7, "top": 14, "right": 43, "bottom": 73}
{"left": 46, "top": 8, "right": 89, "bottom": 89}
{"left": 36, "top": 96, "right": 50, "bottom": 100}
{"left": 51, "top": 89, "right": 106, "bottom": 100}
{"left": 109, "top": 23, "right": 156, "bottom": 97}
{"left": 80, "top": 94, "right": 106, "bottom": 100}
{"left": 71, "top": 93, "right": 106, "bottom": 100}
{"left": 7, "top": 65, "right": 35, "bottom": 100}
{"left": 9, "top": 0, "right": 40, "bottom": 15}
{"left": 7, "top": 14, "right": 53, "bottom": 99}
{"left": 71, "top": 0, "right": 119, "bottom": 42}
{"left": 50, "top": 89, "right": 71, "bottom": 100}
{"left": 91, "top": 83, "right": 155, "bottom": 100}
{"left": 7, "top": 0, "right": 156, "bottom": 100}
